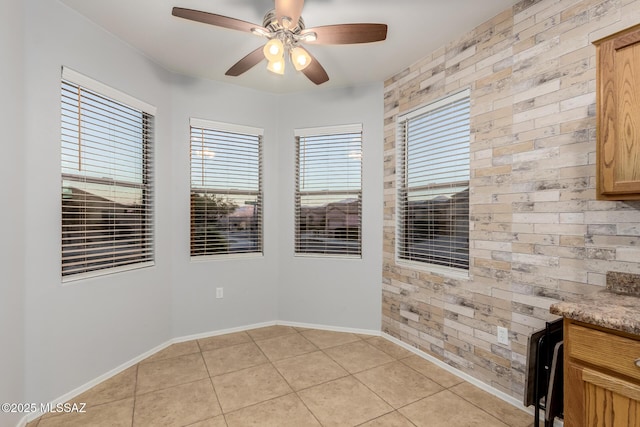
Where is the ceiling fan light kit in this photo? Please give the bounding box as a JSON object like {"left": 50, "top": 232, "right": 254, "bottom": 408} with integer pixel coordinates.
{"left": 261, "top": 23, "right": 311, "bottom": 75}
{"left": 291, "top": 46, "right": 311, "bottom": 71}
{"left": 267, "top": 57, "right": 286, "bottom": 75}
{"left": 263, "top": 38, "right": 285, "bottom": 62}
{"left": 172, "top": 0, "right": 388, "bottom": 85}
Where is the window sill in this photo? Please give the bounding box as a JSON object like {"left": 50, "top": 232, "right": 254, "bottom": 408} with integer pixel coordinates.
{"left": 190, "top": 252, "right": 264, "bottom": 263}
{"left": 395, "top": 258, "right": 470, "bottom": 281}
{"left": 62, "top": 261, "right": 155, "bottom": 284}
{"left": 294, "top": 253, "right": 362, "bottom": 260}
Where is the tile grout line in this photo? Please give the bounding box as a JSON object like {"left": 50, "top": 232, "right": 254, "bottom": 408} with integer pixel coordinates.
{"left": 237, "top": 328, "right": 386, "bottom": 426}
{"left": 346, "top": 365, "right": 404, "bottom": 422}
{"left": 278, "top": 330, "right": 425, "bottom": 426}
{"left": 257, "top": 331, "right": 326, "bottom": 426}
{"left": 211, "top": 328, "right": 304, "bottom": 421}
{"left": 292, "top": 340, "right": 355, "bottom": 427}
{"left": 398, "top": 358, "right": 504, "bottom": 424}
{"left": 130, "top": 363, "right": 139, "bottom": 427}
{"left": 199, "top": 347, "right": 227, "bottom": 426}
{"left": 339, "top": 350, "right": 438, "bottom": 424}
{"left": 305, "top": 337, "right": 415, "bottom": 425}
{"left": 446, "top": 385, "right": 524, "bottom": 427}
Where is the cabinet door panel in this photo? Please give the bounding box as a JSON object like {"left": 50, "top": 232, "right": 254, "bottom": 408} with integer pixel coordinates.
{"left": 565, "top": 362, "right": 585, "bottom": 427}
{"left": 596, "top": 23, "right": 640, "bottom": 200}
{"left": 613, "top": 43, "right": 640, "bottom": 192}
{"left": 599, "top": 37, "right": 618, "bottom": 196}
{"left": 567, "top": 324, "right": 640, "bottom": 383}
{"left": 583, "top": 368, "right": 640, "bottom": 427}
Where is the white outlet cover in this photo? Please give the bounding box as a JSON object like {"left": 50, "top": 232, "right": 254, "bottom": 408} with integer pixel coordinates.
{"left": 216, "top": 288, "right": 223, "bottom": 299}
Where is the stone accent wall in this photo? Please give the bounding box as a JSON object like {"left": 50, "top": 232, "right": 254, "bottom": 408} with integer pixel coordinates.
{"left": 382, "top": 0, "right": 640, "bottom": 400}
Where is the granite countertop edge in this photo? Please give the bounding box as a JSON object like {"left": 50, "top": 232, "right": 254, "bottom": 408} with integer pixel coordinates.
{"left": 550, "top": 290, "right": 640, "bottom": 336}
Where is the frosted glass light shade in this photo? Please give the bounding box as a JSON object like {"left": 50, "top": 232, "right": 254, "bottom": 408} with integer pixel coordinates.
{"left": 263, "top": 39, "right": 284, "bottom": 62}
{"left": 290, "top": 47, "right": 311, "bottom": 71}
{"left": 267, "top": 58, "right": 285, "bottom": 75}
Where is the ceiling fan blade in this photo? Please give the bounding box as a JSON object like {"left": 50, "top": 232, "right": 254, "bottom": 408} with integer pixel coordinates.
{"left": 225, "top": 47, "right": 265, "bottom": 77}
{"left": 172, "top": 7, "right": 267, "bottom": 33}
{"left": 275, "top": 0, "right": 304, "bottom": 29}
{"left": 302, "top": 24, "right": 388, "bottom": 45}
{"left": 301, "top": 50, "right": 329, "bottom": 85}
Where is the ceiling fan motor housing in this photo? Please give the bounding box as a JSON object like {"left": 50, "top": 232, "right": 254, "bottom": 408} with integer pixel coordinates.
{"left": 263, "top": 9, "right": 305, "bottom": 35}
{"left": 262, "top": 9, "right": 309, "bottom": 56}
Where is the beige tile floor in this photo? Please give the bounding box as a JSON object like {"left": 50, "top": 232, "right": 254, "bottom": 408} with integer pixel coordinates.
{"left": 26, "top": 326, "right": 537, "bottom": 427}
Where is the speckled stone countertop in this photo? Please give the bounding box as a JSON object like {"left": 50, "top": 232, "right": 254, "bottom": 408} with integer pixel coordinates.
{"left": 550, "top": 271, "right": 640, "bottom": 336}
{"left": 550, "top": 291, "right": 640, "bottom": 336}
{"left": 606, "top": 271, "right": 640, "bottom": 296}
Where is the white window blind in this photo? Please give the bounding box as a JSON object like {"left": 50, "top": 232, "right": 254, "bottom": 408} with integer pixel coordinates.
{"left": 190, "top": 119, "right": 263, "bottom": 257}
{"left": 295, "top": 124, "right": 362, "bottom": 257}
{"left": 397, "top": 90, "right": 470, "bottom": 271}
{"left": 61, "top": 71, "right": 154, "bottom": 280}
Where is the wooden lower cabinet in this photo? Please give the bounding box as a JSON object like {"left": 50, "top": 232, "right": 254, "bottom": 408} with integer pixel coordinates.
{"left": 564, "top": 319, "right": 640, "bottom": 427}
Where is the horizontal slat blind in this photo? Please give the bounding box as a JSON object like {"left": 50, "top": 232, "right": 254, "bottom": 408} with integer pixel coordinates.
{"left": 190, "top": 121, "right": 262, "bottom": 256}
{"left": 397, "top": 91, "right": 470, "bottom": 270}
{"left": 295, "top": 127, "right": 362, "bottom": 256}
{"left": 61, "top": 78, "right": 154, "bottom": 279}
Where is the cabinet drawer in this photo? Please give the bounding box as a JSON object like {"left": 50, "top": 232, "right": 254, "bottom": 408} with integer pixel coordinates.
{"left": 567, "top": 323, "right": 640, "bottom": 382}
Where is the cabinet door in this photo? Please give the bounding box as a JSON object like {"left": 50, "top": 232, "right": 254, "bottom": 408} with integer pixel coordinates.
{"left": 582, "top": 368, "right": 640, "bottom": 427}
{"left": 596, "top": 25, "right": 640, "bottom": 200}
{"left": 565, "top": 362, "right": 585, "bottom": 427}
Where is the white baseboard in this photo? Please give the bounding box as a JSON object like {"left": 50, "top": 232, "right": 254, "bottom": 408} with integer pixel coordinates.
{"left": 17, "top": 322, "right": 561, "bottom": 427}
{"left": 173, "top": 320, "right": 277, "bottom": 343}
{"left": 277, "top": 320, "right": 381, "bottom": 337}
{"left": 17, "top": 339, "right": 171, "bottom": 426}
{"left": 382, "top": 333, "right": 564, "bottom": 427}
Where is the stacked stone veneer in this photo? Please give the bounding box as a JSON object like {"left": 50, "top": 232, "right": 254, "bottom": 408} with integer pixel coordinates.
{"left": 382, "top": 0, "right": 640, "bottom": 400}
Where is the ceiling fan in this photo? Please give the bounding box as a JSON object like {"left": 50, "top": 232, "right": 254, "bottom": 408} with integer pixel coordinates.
{"left": 172, "top": 0, "right": 388, "bottom": 85}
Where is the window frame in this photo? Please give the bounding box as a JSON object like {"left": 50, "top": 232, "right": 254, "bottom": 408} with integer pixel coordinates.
{"left": 60, "top": 67, "right": 156, "bottom": 282}
{"left": 189, "top": 118, "right": 264, "bottom": 259}
{"left": 395, "top": 89, "right": 471, "bottom": 278}
{"left": 294, "top": 123, "right": 363, "bottom": 258}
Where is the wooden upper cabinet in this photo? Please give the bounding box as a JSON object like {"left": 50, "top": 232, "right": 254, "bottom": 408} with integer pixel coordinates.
{"left": 594, "top": 24, "right": 640, "bottom": 200}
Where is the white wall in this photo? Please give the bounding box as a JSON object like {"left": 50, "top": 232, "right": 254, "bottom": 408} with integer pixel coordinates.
{"left": 23, "top": 0, "right": 174, "bottom": 405}
{"left": 0, "top": 0, "right": 26, "bottom": 426}
{"left": 277, "top": 84, "right": 385, "bottom": 331}
{"left": 169, "top": 80, "right": 385, "bottom": 336}
{"left": 169, "top": 76, "right": 280, "bottom": 337}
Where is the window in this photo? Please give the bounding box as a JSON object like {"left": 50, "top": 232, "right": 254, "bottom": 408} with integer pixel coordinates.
{"left": 397, "top": 89, "right": 470, "bottom": 272}
{"left": 61, "top": 68, "right": 155, "bottom": 280}
{"left": 190, "top": 119, "right": 263, "bottom": 257}
{"left": 295, "top": 124, "right": 362, "bottom": 257}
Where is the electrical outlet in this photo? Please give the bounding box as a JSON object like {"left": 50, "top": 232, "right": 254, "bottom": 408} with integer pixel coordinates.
{"left": 497, "top": 326, "right": 509, "bottom": 345}
{"left": 216, "top": 287, "right": 223, "bottom": 299}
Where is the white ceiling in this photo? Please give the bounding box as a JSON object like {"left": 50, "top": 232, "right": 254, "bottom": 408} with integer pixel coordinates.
{"left": 59, "top": 0, "right": 520, "bottom": 94}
